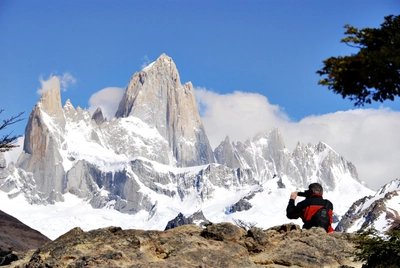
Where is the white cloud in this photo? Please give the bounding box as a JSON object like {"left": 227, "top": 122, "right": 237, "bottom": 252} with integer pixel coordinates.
{"left": 88, "top": 87, "right": 125, "bottom": 121}
{"left": 37, "top": 73, "right": 76, "bottom": 95}
{"left": 283, "top": 109, "right": 400, "bottom": 191}
{"left": 59, "top": 73, "right": 77, "bottom": 92}
{"left": 195, "top": 88, "right": 400, "bottom": 191}
{"left": 195, "top": 88, "right": 290, "bottom": 148}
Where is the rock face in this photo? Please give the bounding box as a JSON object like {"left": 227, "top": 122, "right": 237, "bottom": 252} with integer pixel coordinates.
{"left": 91, "top": 107, "right": 106, "bottom": 125}
{"left": 227, "top": 191, "right": 258, "bottom": 214}
{"left": 16, "top": 79, "right": 66, "bottom": 200}
{"left": 7, "top": 223, "right": 363, "bottom": 268}
{"left": 115, "top": 53, "right": 214, "bottom": 167}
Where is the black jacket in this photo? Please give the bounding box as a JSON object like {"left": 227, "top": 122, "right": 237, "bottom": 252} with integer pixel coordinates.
{"left": 286, "top": 194, "right": 334, "bottom": 232}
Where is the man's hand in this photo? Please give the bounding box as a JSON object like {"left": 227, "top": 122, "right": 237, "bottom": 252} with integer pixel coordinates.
{"left": 290, "top": 192, "right": 298, "bottom": 200}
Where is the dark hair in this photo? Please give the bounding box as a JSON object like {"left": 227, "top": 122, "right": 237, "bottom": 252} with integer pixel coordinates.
{"left": 308, "top": 183, "right": 323, "bottom": 195}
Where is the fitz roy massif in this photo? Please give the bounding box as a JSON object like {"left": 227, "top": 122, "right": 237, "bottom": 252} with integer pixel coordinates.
{"left": 0, "top": 54, "right": 399, "bottom": 240}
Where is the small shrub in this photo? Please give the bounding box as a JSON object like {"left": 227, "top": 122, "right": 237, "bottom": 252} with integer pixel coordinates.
{"left": 352, "top": 227, "right": 400, "bottom": 268}
{"left": 233, "top": 218, "right": 257, "bottom": 230}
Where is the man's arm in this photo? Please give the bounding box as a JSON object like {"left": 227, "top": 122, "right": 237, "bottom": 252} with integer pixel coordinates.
{"left": 286, "top": 192, "right": 302, "bottom": 219}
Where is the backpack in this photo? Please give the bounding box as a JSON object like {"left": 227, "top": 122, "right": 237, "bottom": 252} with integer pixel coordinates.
{"left": 310, "top": 202, "right": 330, "bottom": 232}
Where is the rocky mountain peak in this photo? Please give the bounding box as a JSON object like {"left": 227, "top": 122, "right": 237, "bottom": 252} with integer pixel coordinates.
{"left": 38, "top": 77, "right": 64, "bottom": 119}
{"left": 214, "top": 136, "right": 243, "bottom": 168}
{"left": 376, "top": 178, "right": 400, "bottom": 195}
{"left": 115, "top": 53, "right": 214, "bottom": 167}
{"left": 142, "top": 53, "right": 180, "bottom": 81}
{"left": 91, "top": 107, "right": 105, "bottom": 125}
{"left": 115, "top": 53, "right": 181, "bottom": 119}
{"left": 335, "top": 178, "right": 400, "bottom": 232}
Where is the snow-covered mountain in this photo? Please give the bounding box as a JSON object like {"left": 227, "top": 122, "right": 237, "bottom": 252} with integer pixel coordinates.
{"left": 0, "top": 53, "right": 388, "bottom": 240}
{"left": 336, "top": 178, "right": 400, "bottom": 233}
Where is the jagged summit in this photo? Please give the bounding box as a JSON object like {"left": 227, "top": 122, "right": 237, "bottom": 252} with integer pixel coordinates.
{"left": 91, "top": 107, "right": 106, "bottom": 125}
{"left": 116, "top": 53, "right": 214, "bottom": 167}
{"left": 16, "top": 77, "right": 66, "bottom": 199}
{"left": 37, "top": 77, "right": 64, "bottom": 118}
{"left": 115, "top": 53, "right": 181, "bottom": 119}
{"left": 213, "top": 136, "right": 242, "bottom": 168}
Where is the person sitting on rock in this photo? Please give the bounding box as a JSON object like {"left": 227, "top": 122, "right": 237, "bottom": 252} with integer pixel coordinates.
{"left": 286, "top": 182, "right": 334, "bottom": 233}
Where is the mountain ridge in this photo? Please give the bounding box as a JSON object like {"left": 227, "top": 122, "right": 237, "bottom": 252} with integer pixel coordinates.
{"left": 0, "top": 209, "right": 50, "bottom": 257}
{"left": 1, "top": 53, "right": 395, "bottom": 241}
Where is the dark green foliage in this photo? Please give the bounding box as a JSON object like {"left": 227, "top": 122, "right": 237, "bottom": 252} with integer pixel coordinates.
{"left": 352, "top": 227, "right": 400, "bottom": 268}
{"left": 317, "top": 15, "right": 400, "bottom": 106}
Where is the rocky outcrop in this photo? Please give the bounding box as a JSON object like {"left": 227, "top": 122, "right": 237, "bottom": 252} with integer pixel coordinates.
{"left": 115, "top": 53, "right": 215, "bottom": 167}
{"left": 65, "top": 159, "right": 154, "bottom": 214}
{"left": 226, "top": 190, "right": 262, "bottom": 214}
{"left": 7, "top": 223, "right": 363, "bottom": 268}
{"left": 91, "top": 107, "right": 106, "bottom": 125}
{"left": 0, "top": 162, "right": 49, "bottom": 205}
{"left": 164, "top": 211, "right": 211, "bottom": 230}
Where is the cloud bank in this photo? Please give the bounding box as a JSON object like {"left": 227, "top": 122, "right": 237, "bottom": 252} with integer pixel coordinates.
{"left": 195, "top": 88, "right": 400, "bottom": 191}
{"left": 88, "top": 87, "right": 125, "bottom": 121}
{"left": 195, "top": 88, "right": 291, "bottom": 147}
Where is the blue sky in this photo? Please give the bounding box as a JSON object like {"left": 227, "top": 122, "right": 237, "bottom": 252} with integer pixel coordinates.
{"left": 1, "top": 0, "right": 399, "bottom": 190}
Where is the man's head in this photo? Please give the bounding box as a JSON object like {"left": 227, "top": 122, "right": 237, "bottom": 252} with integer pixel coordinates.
{"left": 308, "top": 183, "right": 323, "bottom": 195}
